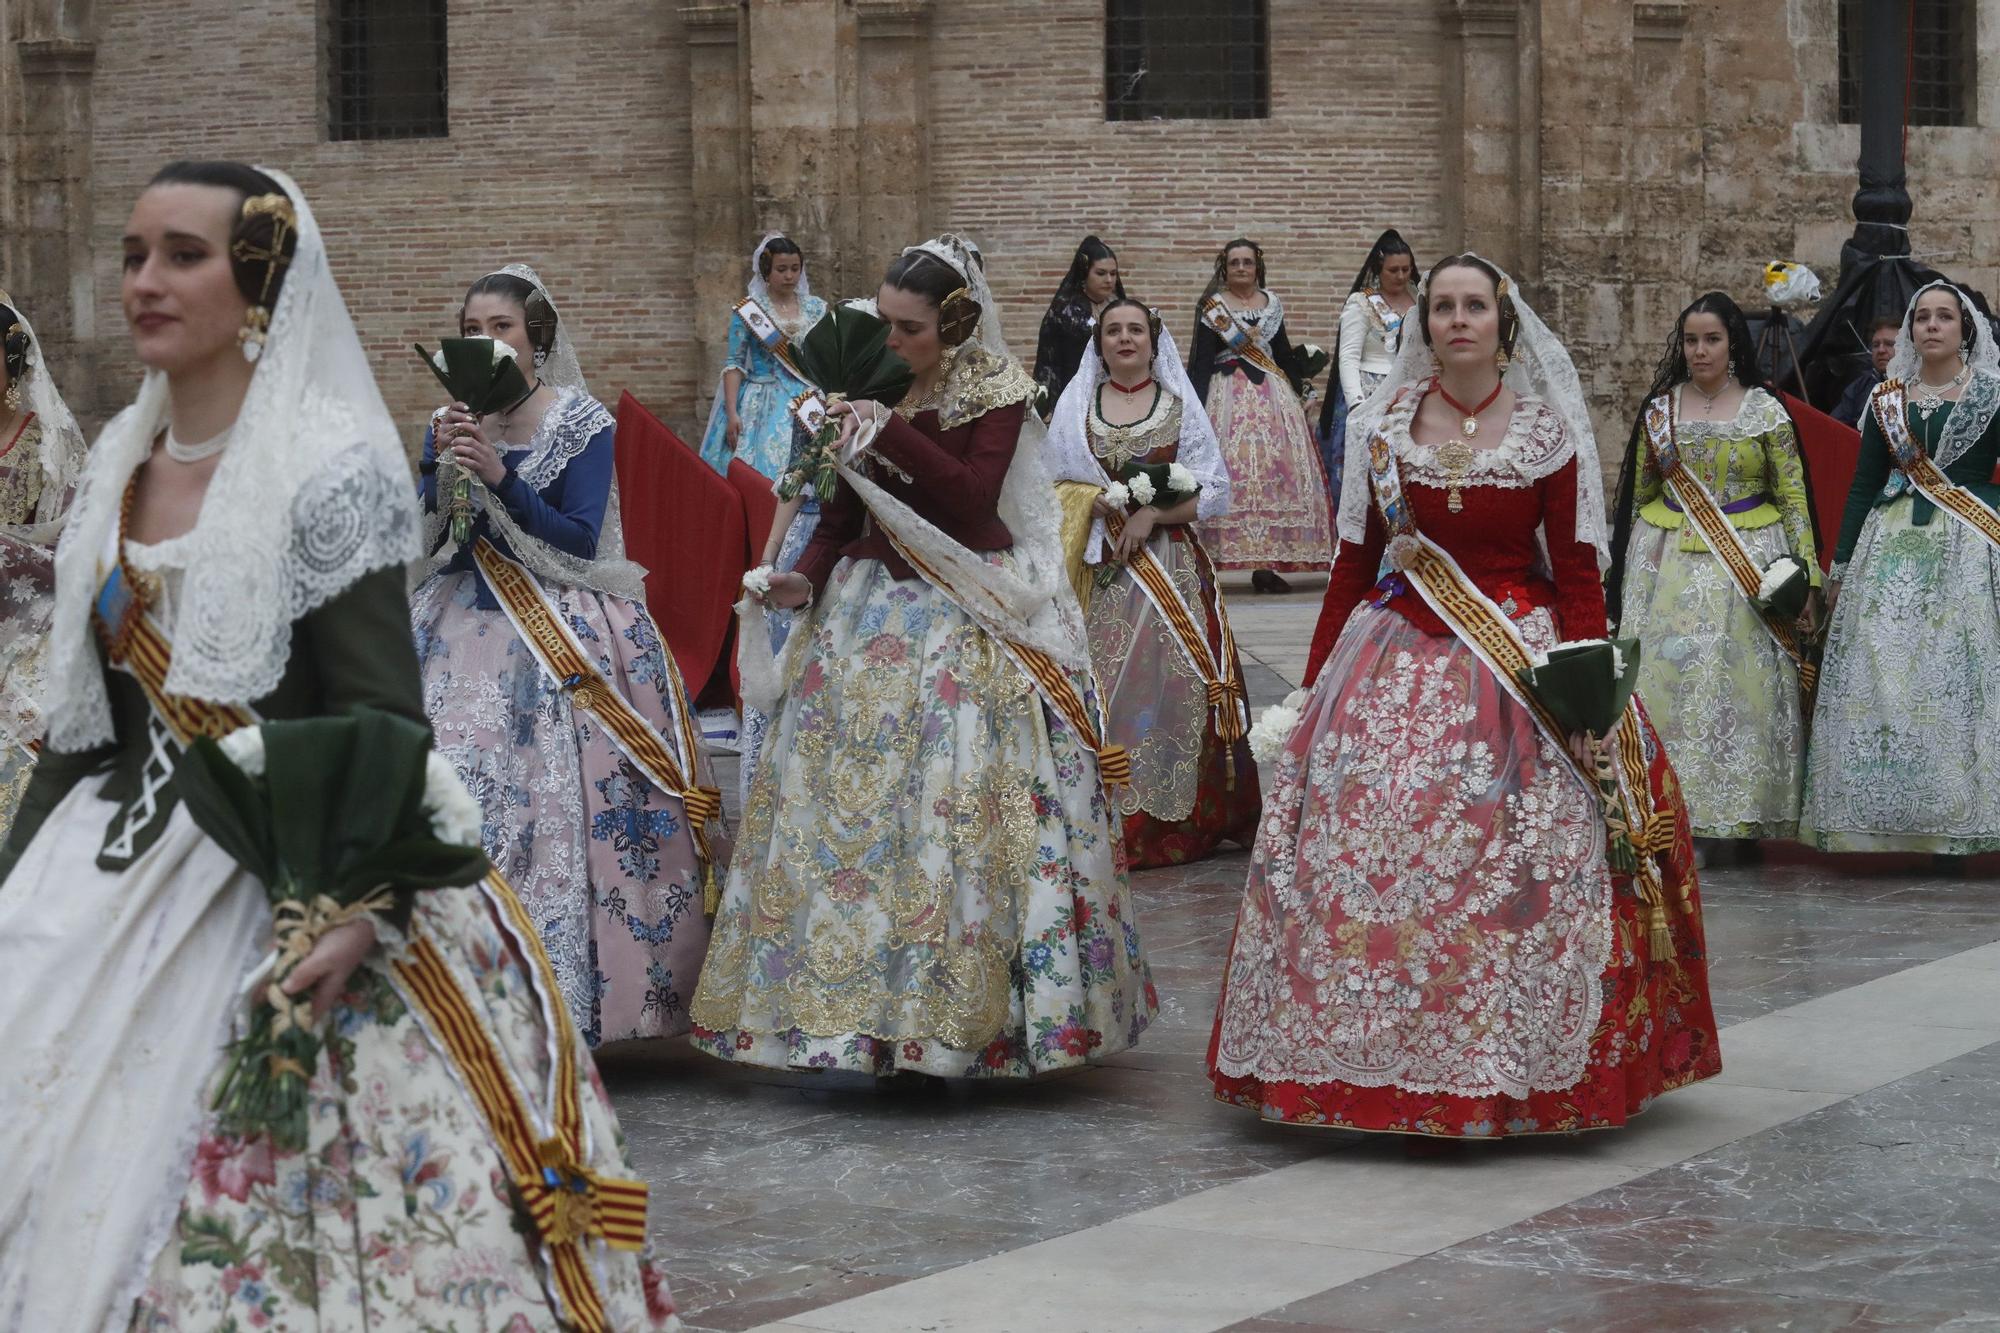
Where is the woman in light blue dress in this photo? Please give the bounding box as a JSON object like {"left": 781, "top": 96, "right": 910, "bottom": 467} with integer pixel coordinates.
{"left": 697, "top": 233, "right": 827, "bottom": 479}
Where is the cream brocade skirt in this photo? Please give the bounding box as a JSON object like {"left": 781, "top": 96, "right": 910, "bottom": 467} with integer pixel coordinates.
{"left": 690, "top": 556, "right": 1157, "bottom": 1077}
{"left": 1619, "top": 519, "right": 1805, "bottom": 838}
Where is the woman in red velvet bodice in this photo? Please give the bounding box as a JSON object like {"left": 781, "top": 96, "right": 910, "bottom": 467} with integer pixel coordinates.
{"left": 1305, "top": 393, "right": 1607, "bottom": 680}
{"left": 1208, "top": 254, "right": 1718, "bottom": 1141}
{"left": 695, "top": 236, "right": 1156, "bottom": 1082}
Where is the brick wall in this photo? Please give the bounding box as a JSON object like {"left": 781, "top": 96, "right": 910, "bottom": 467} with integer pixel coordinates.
{"left": 923, "top": 0, "right": 1453, "bottom": 381}
{"left": 86, "top": 0, "right": 696, "bottom": 443}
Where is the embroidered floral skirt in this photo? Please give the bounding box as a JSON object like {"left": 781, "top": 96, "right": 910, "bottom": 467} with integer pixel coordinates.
{"left": 412, "top": 570, "right": 719, "bottom": 1047}
{"left": 0, "top": 791, "right": 677, "bottom": 1332}
{"left": 1207, "top": 606, "right": 1721, "bottom": 1137}
{"left": 1202, "top": 367, "right": 1335, "bottom": 572}
{"left": 690, "top": 557, "right": 1158, "bottom": 1077}
{"left": 1088, "top": 529, "right": 1260, "bottom": 869}
{"left": 699, "top": 372, "right": 794, "bottom": 480}
{"left": 740, "top": 498, "right": 820, "bottom": 813}
{"left": 1620, "top": 519, "right": 1806, "bottom": 839}
{"left": 0, "top": 742, "right": 29, "bottom": 845}
{"left": 1803, "top": 496, "right": 2000, "bottom": 853}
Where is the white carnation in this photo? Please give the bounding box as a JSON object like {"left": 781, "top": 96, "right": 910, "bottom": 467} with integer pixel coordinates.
{"left": 217, "top": 724, "right": 266, "bottom": 778}
{"left": 1128, "top": 472, "right": 1157, "bottom": 505}
{"left": 1757, "top": 556, "right": 1802, "bottom": 602}
{"left": 421, "top": 752, "right": 484, "bottom": 847}
{"left": 1301, "top": 342, "right": 1325, "bottom": 359}
{"left": 1246, "top": 689, "right": 1311, "bottom": 763}
{"left": 431, "top": 349, "right": 448, "bottom": 372}
{"left": 490, "top": 339, "right": 517, "bottom": 363}
{"left": 742, "top": 564, "right": 775, "bottom": 596}
{"left": 1102, "top": 481, "right": 1130, "bottom": 511}
{"left": 1167, "top": 462, "right": 1197, "bottom": 494}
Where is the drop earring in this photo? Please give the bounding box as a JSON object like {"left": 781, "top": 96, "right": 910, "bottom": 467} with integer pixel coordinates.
{"left": 238, "top": 307, "right": 270, "bottom": 363}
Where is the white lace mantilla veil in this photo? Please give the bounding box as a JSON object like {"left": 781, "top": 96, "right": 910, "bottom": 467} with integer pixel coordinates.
{"left": 0, "top": 295, "right": 87, "bottom": 545}
{"left": 43, "top": 167, "right": 420, "bottom": 750}
{"left": 737, "top": 233, "right": 1090, "bottom": 713}
{"left": 417, "top": 262, "right": 648, "bottom": 602}
{"left": 1340, "top": 253, "right": 1612, "bottom": 568}
{"left": 747, "top": 230, "right": 814, "bottom": 310}
{"left": 1884, "top": 278, "right": 2000, "bottom": 470}
{"left": 1043, "top": 323, "right": 1232, "bottom": 562}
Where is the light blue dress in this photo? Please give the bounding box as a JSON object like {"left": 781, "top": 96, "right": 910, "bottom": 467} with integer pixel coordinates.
{"left": 698, "top": 294, "right": 826, "bottom": 479}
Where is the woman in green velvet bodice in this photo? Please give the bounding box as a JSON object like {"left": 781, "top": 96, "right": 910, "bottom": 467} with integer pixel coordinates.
{"left": 1803, "top": 280, "right": 2000, "bottom": 858}
{"left": 0, "top": 162, "right": 680, "bottom": 1332}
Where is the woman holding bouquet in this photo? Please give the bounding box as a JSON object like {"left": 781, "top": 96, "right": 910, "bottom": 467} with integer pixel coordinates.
{"left": 0, "top": 292, "right": 88, "bottom": 838}
{"left": 1044, "top": 298, "right": 1260, "bottom": 867}
{"left": 1188, "top": 237, "right": 1333, "bottom": 593}
{"left": 415, "top": 264, "right": 721, "bottom": 1047}
{"left": 691, "top": 234, "right": 1157, "bottom": 1078}
{"left": 1208, "top": 254, "right": 1720, "bottom": 1139}
{"left": 0, "top": 162, "right": 678, "bottom": 1330}
{"left": 1033, "top": 234, "right": 1125, "bottom": 411}
{"left": 1607, "top": 293, "right": 1821, "bottom": 858}
{"left": 699, "top": 232, "right": 828, "bottom": 479}
{"left": 1320, "top": 230, "right": 1417, "bottom": 516}
{"left": 1803, "top": 280, "right": 2000, "bottom": 857}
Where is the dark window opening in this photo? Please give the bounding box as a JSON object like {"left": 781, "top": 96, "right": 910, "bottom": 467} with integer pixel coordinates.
{"left": 1838, "top": 0, "right": 1977, "bottom": 127}
{"left": 1105, "top": 0, "right": 1269, "bottom": 122}
{"left": 326, "top": 0, "right": 448, "bottom": 141}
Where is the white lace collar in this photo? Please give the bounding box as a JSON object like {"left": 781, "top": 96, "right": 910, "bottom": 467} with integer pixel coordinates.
{"left": 514, "top": 387, "right": 614, "bottom": 492}
{"left": 1392, "top": 388, "right": 1575, "bottom": 490}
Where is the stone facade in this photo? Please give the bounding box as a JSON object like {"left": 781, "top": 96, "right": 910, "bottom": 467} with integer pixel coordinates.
{"left": 2, "top": 0, "right": 1997, "bottom": 463}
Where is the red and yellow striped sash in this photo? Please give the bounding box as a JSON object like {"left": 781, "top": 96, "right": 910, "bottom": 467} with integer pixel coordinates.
{"left": 1871, "top": 381, "right": 2000, "bottom": 553}
{"left": 1101, "top": 512, "right": 1247, "bottom": 742}
{"left": 1643, "top": 396, "right": 1817, "bottom": 691}
{"left": 473, "top": 539, "right": 723, "bottom": 896}
{"left": 880, "top": 531, "right": 1130, "bottom": 789}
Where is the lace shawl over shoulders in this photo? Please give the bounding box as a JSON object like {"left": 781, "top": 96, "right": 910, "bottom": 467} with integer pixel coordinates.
{"left": 516, "top": 388, "right": 614, "bottom": 492}
{"left": 1396, "top": 392, "right": 1575, "bottom": 490}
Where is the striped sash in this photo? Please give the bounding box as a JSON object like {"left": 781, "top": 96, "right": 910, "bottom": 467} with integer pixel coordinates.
{"left": 1099, "top": 513, "right": 1247, "bottom": 743}
{"left": 1642, "top": 395, "right": 1818, "bottom": 691}
{"left": 876, "top": 527, "right": 1131, "bottom": 790}
{"left": 473, "top": 538, "right": 725, "bottom": 908}
{"left": 735, "top": 296, "right": 809, "bottom": 385}
{"left": 93, "top": 562, "right": 646, "bottom": 1327}
{"left": 1871, "top": 380, "right": 2000, "bottom": 554}
{"left": 1200, "top": 296, "right": 1287, "bottom": 382}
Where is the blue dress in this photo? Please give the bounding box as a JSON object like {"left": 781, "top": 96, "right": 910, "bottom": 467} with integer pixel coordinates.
{"left": 698, "top": 294, "right": 827, "bottom": 479}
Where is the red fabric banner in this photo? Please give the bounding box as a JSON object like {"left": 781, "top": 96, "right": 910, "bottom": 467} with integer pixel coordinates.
{"left": 613, "top": 391, "right": 744, "bottom": 692}
{"left": 1780, "top": 390, "right": 1860, "bottom": 572}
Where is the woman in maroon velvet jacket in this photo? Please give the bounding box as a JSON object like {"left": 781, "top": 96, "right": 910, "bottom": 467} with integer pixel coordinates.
{"left": 690, "top": 236, "right": 1156, "bottom": 1079}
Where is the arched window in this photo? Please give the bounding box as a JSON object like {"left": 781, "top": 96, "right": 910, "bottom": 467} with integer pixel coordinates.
{"left": 1105, "top": 0, "right": 1269, "bottom": 122}
{"left": 1838, "top": 0, "right": 1978, "bottom": 127}
{"left": 325, "top": 0, "right": 449, "bottom": 141}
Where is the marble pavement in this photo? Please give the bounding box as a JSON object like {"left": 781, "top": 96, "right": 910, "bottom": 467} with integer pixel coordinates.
{"left": 605, "top": 582, "right": 2000, "bottom": 1333}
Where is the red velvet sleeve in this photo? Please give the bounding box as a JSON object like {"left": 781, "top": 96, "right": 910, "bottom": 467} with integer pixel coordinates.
{"left": 1539, "top": 455, "right": 1609, "bottom": 641}
{"left": 791, "top": 479, "right": 864, "bottom": 599}
{"left": 1305, "top": 509, "right": 1386, "bottom": 685}
{"left": 870, "top": 401, "right": 1024, "bottom": 527}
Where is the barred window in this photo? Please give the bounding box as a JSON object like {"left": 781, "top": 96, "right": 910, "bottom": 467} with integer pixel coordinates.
{"left": 1838, "top": 0, "right": 1977, "bottom": 127}
{"left": 1105, "top": 0, "right": 1269, "bottom": 122}
{"left": 325, "top": 0, "right": 448, "bottom": 141}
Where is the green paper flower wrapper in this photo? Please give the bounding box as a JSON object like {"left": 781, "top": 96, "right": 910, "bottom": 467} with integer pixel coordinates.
{"left": 415, "top": 337, "right": 532, "bottom": 545}
{"left": 179, "top": 707, "right": 490, "bottom": 1150}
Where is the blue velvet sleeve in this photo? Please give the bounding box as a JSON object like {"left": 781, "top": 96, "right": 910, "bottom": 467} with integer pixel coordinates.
{"left": 490, "top": 422, "right": 612, "bottom": 560}
{"left": 418, "top": 420, "right": 440, "bottom": 513}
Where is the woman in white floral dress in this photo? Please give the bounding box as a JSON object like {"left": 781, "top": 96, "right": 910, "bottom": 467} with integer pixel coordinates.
{"left": 0, "top": 161, "right": 679, "bottom": 1332}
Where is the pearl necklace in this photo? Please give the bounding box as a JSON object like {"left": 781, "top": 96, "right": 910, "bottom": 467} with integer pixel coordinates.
{"left": 163, "top": 423, "right": 231, "bottom": 463}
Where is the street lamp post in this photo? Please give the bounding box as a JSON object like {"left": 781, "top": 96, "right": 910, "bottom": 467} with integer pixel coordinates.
{"left": 1840, "top": 0, "right": 1913, "bottom": 281}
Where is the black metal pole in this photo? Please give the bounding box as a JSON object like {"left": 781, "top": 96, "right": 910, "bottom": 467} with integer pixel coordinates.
{"left": 1841, "top": 0, "right": 1914, "bottom": 281}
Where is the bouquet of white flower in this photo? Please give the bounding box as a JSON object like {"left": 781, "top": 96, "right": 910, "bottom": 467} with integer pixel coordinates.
{"left": 1754, "top": 555, "right": 1809, "bottom": 620}
{"left": 1247, "top": 689, "right": 1310, "bottom": 763}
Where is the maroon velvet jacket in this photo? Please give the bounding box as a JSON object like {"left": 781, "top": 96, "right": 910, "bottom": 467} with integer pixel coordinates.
{"left": 793, "top": 402, "right": 1024, "bottom": 596}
